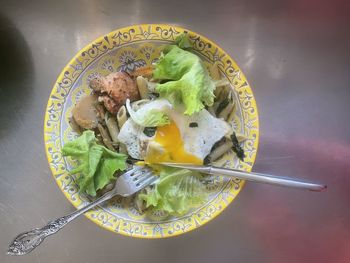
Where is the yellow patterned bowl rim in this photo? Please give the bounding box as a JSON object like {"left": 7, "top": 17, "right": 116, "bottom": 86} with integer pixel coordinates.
{"left": 44, "top": 24, "right": 259, "bottom": 238}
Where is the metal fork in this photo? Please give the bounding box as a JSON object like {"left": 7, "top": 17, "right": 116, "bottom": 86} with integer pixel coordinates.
{"left": 7, "top": 166, "right": 157, "bottom": 256}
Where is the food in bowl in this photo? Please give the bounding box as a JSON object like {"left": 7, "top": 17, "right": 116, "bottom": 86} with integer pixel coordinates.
{"left": 62, "top": 33, "right": 246, "bottom": 219}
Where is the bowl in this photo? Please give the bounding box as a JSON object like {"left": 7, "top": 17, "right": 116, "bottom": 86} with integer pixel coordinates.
{"left": 44, "top": 24, "right": 259, "bottom": 238}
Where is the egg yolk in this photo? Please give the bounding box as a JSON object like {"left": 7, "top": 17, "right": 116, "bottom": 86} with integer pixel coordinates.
{"left": 145, "top": 122, "right": 203, "bottom": 165}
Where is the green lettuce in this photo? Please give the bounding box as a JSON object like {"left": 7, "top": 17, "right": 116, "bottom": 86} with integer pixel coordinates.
{"left": 126, "top": 99, "right": 170, "bottom": 127}
{"left": 139, "top": 167, "right": 208, "bottom": 216}
{"left": 175, "top": 33, "right": 192, "bottom": 49}
{"left": 62, "top": 130, "right": 127, "bottom": 196}
{"left": 153, "top": 45, "right": 215, "bottom": 115}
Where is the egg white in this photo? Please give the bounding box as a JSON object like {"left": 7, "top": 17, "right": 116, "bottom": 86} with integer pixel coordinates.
{"left": 117, "top": 99, "right": 231, "bottom": 161}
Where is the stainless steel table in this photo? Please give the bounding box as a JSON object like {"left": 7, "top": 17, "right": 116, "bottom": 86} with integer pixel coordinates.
{"left": 1, "top": 0, "right": 349, "bottom": 262}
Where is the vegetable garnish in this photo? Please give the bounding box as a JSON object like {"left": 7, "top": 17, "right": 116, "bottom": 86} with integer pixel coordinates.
{"left": 153, "top": 45, "right": 216, "bottom": 115}
{"left": 126, "top": 99, "right": 170, "bottom": 127}
{"left": 138, "top": 167, "right": 208, "bottom": 215}
{"left": 174, "top": 33, "right": 192, "bottom": 50}
{"left": 62, "top": 131, "right": 127, "bottom": 196}
{"left": 230, "top": 132, "right": 245, "bottom": 161}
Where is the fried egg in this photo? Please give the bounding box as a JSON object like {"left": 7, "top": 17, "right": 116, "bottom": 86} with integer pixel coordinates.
{"left": 116, "top": 118, "right": 150, "bottom": 159}
{"left": 145, "top": 121, "right": 203, "bottom": 164}
{"left": 117, "top": 99, "right": 231, "bottom": 164}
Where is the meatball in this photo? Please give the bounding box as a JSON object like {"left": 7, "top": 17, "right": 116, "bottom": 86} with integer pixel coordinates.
{"left": 89, "top": 72, "right": 140, "bottom": 114}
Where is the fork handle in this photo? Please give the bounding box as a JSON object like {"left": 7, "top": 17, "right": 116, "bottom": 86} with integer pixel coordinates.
{"left": 7, "top": 191, "right": 114, "bottom": 256}
{"left": 209, "top": 167, "right": 327, "bottom": 191}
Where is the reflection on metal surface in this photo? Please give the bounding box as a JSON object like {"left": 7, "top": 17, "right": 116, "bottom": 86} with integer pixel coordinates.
{"left": 1, "top": 0, "right": 350, "bottom": 262}
{"left": 244, "top": 17, "right": 256, "bottom": 69}
{"left": 130, "top": 0, "right": 142, "bottom": 24}
{"left": 267, "top": 48, "right": 285, "bottom": 80}
{"left": 0, "top": 12, "right": 34, "bottom": 139}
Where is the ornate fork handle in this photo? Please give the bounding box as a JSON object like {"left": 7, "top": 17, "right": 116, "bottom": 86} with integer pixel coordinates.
{"left": 7, "top": 191, "right": 114, "bottom": 256}
{"left": 7, "top": 215, "right": 72, "bottom": 255}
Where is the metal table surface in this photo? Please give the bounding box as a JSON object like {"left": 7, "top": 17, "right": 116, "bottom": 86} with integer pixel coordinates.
{"left": 1, "top": 0, "right": 349, "bottom": 262}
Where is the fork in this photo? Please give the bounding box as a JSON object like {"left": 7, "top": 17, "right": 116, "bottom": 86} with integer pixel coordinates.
{"left": 7, "top": 166, "right": 157, "bottom": 256}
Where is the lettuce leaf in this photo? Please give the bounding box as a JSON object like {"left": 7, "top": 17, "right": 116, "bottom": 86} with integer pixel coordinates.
{"left": 139, "top": 167, "right": 208, "bottom": 216}
{"left": 62, "top": 130, "right": 127, "bottom": 196}
{"left": 125, "top": 99, "right": 170, "bottom": 127}
{"left": 175, "top": 33, "right": 192, "bottom": 49}
{"left": 153, "top": 45, "right": 215, "bottom": 115}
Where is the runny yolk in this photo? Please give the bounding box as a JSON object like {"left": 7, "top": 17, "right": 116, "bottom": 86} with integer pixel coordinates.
{"left": 145, "top": 122, "right": 203, "bottom": 165}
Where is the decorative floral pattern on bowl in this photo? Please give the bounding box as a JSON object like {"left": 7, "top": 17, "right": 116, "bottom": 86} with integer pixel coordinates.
{"left": 44, "top": 24, "right": 259, "bottom": 238}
